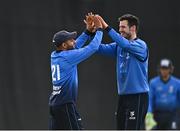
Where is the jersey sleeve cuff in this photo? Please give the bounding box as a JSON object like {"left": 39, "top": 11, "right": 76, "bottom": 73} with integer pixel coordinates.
{"left": 96, "top": 28, "right": 103, "bottom": 31}
{"left": 105, "top": 26, "right": 112, "bottom": 32}
{"left": 84, "top": 29, "right": 95, "bottom": 36}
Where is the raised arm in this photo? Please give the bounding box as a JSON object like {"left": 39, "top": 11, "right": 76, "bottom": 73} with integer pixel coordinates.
{"left": 107, "top": 27, "right": 148, "bottom": 61}
{"left": 96, "top": 15, "right": 148, "bottom": 62}
{"left": 75, "top": 31, "right": 93, "bottom": 49}
{"left": 64, "top": 16, "right": 103, "bottom": 66}
{"left": 75, "top": 13, "right": 96, "bottom": 49}
{"left": 64, "top": 30, "right": 103, "bottom": 66}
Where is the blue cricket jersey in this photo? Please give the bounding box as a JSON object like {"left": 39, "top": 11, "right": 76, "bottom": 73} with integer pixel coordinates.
{"left": 148, "top": 76, "right": 180, "bottom": 112}
{"left": 97, "top": 27, "right": 149, "bottom": 95}
{"left": 49, "top": 30, "right": 103, "bottom": 106}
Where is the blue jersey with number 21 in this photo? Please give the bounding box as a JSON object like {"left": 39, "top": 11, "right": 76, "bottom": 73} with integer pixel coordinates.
{"left": 49, "top": 30, "right": 103, "bottom": 106}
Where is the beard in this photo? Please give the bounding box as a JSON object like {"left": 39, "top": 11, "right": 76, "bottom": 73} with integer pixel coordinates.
{"left": 120, "top": 31, "right": 131, "bottom": 40}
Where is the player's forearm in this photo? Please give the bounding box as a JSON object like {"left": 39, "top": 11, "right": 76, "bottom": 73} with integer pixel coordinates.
{"left": 106, "top": 26, "right": 147, "bottom": 60}
{"left": 105, "top": 26, "right": 130, "bottom": 48}
{"left": 148, "top": 91, "right": 154, "bottom": 113}
{"left": 148, "top": 103, "right": 153, "bottom": 113}
{"left": 67, "top": 29, "right": 103, "bottom": 65}
{"left": 75, "top": 30, "right": 94, "bottom": 49}
{"left": 87, "top": 29, "right": 103, "bottom": 50}
{"left": 77, "top": 29, "right": 103, "bottom": 59}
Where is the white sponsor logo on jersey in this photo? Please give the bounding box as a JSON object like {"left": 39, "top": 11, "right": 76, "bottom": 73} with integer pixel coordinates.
{"left": 129, "top": 111, "right": 136, "bottom": 120}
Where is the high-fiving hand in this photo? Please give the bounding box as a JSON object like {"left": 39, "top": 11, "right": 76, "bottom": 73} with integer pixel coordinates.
{"left": 84, "top": 12, "right": 96, "bottom": 33}
{"left": 84, "top": 12, "right": 105, "bottom": 32}
{"left": 93, "top": 15, "right": 103, "bottom": 29}
{"left": 95, "top": 15, "right": 108, "bottom": 29}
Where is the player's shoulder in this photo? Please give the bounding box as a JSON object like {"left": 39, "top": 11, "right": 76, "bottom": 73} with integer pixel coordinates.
{"left": 51, "top": 50, "right": 66, "bottom": 58}
{"left": 51, "top": 51, "right": 57, "bottom": 58}
{"left": 149, "top": 76, "right": 160, "bottom": 84}
{"left": 135, "top": 38, "right": 148, "bottom": 48}
{"left": 136, "top": 38, "right": 145, "bottom": 42}
{"left": 171, "top": 76, "right": 180, "bottom": 83}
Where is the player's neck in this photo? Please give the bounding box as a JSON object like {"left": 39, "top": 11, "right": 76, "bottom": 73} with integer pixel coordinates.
{"left": 161, "top": 75, "right": 170, "bottom": 83}
{"left": 130, "top": 33, "right": 137, "bottom": 40}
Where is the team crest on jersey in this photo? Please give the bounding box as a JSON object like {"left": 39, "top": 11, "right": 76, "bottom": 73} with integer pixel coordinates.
{"left": 169, "top": 85, "right": 174, "bottom": 93}
{"left": 120, "top": 51, "right": 130, "bottom": 59}
{"left": 119, "top": 51, "right": 130, "bottom": 73}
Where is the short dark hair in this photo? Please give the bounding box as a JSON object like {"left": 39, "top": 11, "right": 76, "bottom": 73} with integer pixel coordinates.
{"left": 118, "top": 14, "right": 140, "bottom": 32}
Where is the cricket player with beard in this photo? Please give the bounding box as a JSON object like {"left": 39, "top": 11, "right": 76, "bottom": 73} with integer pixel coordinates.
{"left": 96, "top": 14, "right": 149, "bottom": 130}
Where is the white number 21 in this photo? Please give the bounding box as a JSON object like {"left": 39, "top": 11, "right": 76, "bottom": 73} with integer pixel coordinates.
{"left": 51, "top": 65, "right": 60, "bottom": 81}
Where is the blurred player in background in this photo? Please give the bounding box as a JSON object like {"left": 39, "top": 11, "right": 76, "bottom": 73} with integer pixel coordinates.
{"left": 95, "top": 14, "right": 149, "bottom": 130}
{"left": 49, "top": 14, "right": 103, "bottom": 129}
{"left": 146, "top": 58, "right": 180, "bottom": 130}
